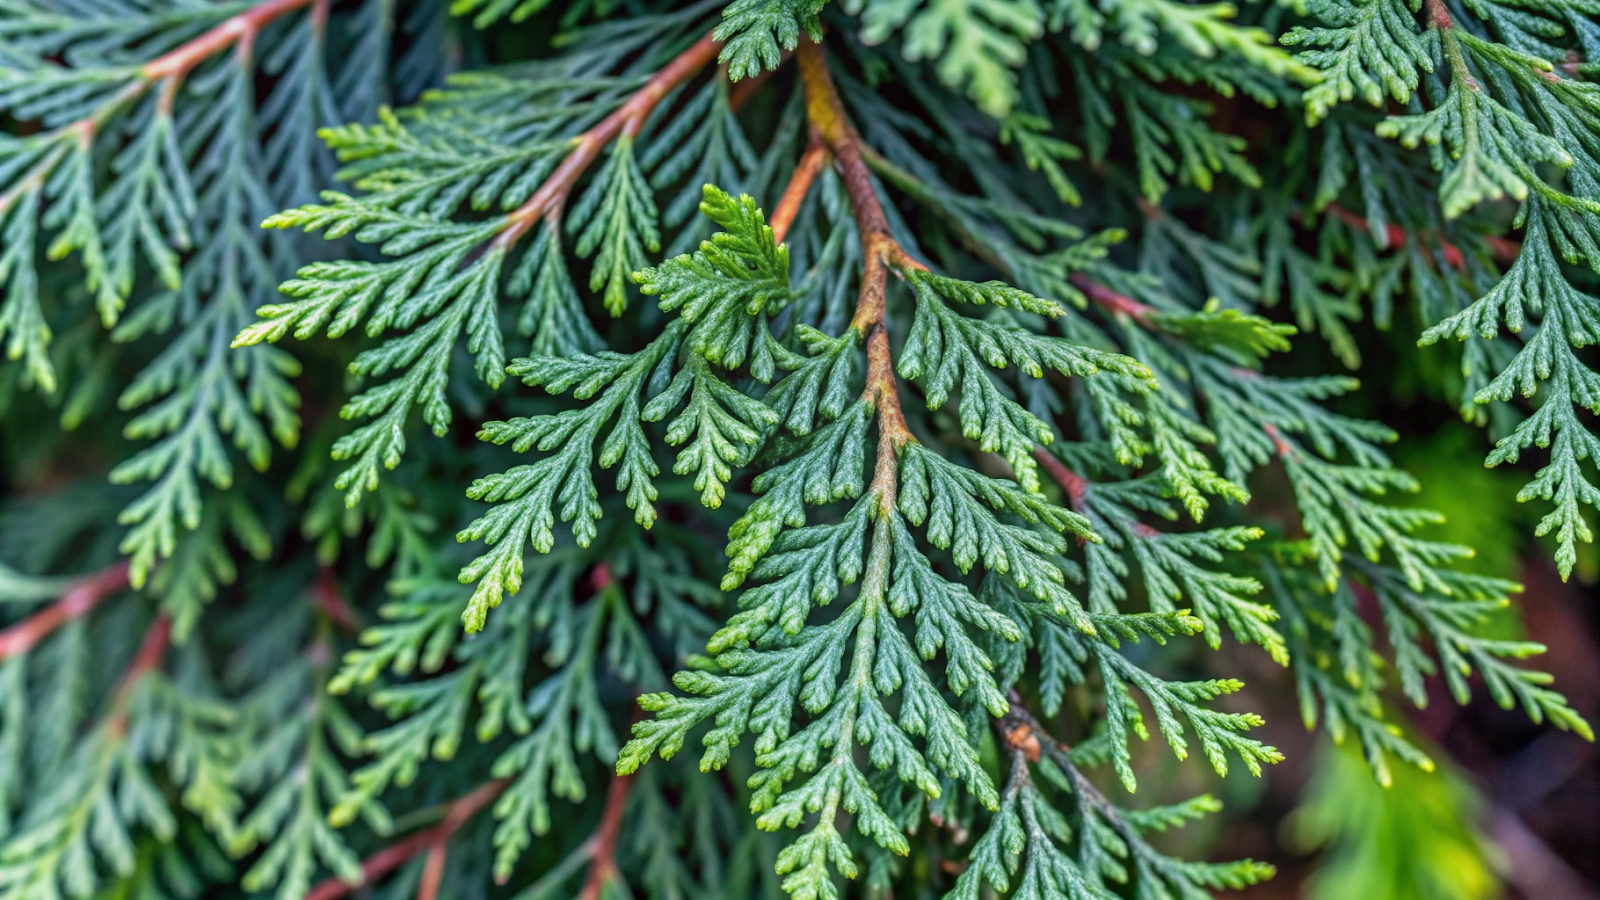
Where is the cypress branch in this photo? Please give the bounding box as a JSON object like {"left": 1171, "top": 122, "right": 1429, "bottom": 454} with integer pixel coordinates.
{"left": 0, "top": 562, "right": 129, "bottom": 661}
{"left": 4, "top": 1, "right": 1595, "bottom": 897}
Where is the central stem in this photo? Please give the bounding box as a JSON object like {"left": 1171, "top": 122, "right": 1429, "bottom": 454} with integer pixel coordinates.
{"left": 577, "top": 769, "right": 634, "bottom": 899}
{"left": 143, "top": 0, "right": 316, "bottom": 82}
{"left": 796, "top": 38, "right": 914, "bottom": 513}
{"left": 305, "top": 779, "right": 509, "bottom": 900}
{"left": 494, "top": 33, "right": 721, "bottom": 250}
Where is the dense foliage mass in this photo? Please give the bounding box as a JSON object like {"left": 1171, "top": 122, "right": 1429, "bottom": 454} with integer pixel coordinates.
{"left": 1, "top": 0, "right": 1595, "bottom": 897}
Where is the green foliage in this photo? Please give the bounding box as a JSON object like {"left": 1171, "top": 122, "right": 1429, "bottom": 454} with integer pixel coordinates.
{"left": 2, "top": 0, "right": 1595, "bottom": 899}
{"left": 718, "top": 0, "right": 828, "bottom": 81}
{"left": 1290, "top": 742, "right": 1502, "bottom": 900}
{"left": 457, "top": 186, "right": 789, "bottom": 629}
{"left": 955, "top": 712, "right": 1275, "bottom": 900}
{"left": 0, "top": 0, "right": 336, "bottom": 605}
{"left": 0, "top": 621, "right": 241, "bottom": 900}
{"left": 229, "top": 645, "right": 368, "bottom": 900}
{"left": 899, "top": 268, "right": 1157, "bottom": 492}
{"left": 1289, "top": 0, "right": 1600, "bottom": 577}
{"left": 1285, "top": 0, "right": 1435, "bottom": 124}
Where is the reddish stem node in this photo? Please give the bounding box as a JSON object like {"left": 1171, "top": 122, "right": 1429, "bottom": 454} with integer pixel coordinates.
{"left": 0, "top": 561, "right": 131, "bottom": 662}
{"left": 1032, "top": 446, "right": 1087, "bottom": 511}
{"left": 1070, "top": 273, "right": 1156, "bottom": 322}
{"left": 1264, "top": 422, "right": 1297, "bottom": 461}
{"left": 577, "top": 772, "right": 634, "bottom": 900}
{"left": 768, "top": 140, "right": 830, "bottom": 244}
{"left": 591, "top": 561, "right": 614, "bottom": 592}
{"left": 107, "top": 614, "right": 173, "bottom": 736}
{"left": 417, "top": 844, "right": 448, "bottom": 900}
{"left": 493, "top": 33, "right": 721, "bottom": 251}
{"left": 796, "top": 36, "right": 922, "bottom": 512}
{"left": 309, "top": 567, "right": 361, "bottom": 634}
{"left": 1426, "top": 0, "right": 1454, "bottom": 29}
{"left": 305, "top": 779, "right": 509, "bottom": 900}
{"left": 143, "top": 0, "right": 316, "bottom": 85}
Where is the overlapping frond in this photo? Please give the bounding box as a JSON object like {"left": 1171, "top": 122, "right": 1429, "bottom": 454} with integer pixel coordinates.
{"left": 3, "top": 2, "right": 1597, "bottom": 899}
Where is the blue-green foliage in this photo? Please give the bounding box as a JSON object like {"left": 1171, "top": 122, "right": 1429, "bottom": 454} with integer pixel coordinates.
{"left": 1, "top": 0, "right": 1595, "bottom": 899}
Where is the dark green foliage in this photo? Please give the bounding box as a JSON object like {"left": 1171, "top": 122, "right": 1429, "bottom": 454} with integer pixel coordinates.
{"left": 2, "top": 0, "right": 1595, "bottom": 899}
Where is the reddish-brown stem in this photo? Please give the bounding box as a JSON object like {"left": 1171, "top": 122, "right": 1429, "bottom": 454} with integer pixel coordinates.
{"left": 1326, "top": 203, "right": 1482, "bottom": 271}
{"left": 1, "top": 0, "right": 317, "bottom": 203}
{"left": 417, "top": 844, "right": 447, "bottom": 900}
{"left": 143, "top": 0, "right": 316, "bottom": 83}
{"left": 577, "top": 772, "right": 634, "bottom": 900}
{"left": 768, "top": 140, "right": 830, "bottom": 244}
{"left": 1425, "top": 0, "right": 1454, "bottom": 29}
{"left": 1263, "top": 422, "right": 1299, "bottom": 462}
{"left": 1135, "top": 197, "right": 1167, "bottom": 222}
{"left": 1225, "top": 370, "right": 1307, "bottom": 467}
{"left": 1032, "top": 445, "right": 1163, "bottom": 539}
{"left": 1070, "top": 273, "right": 1156, "bottom": 322}
{"left": 864, "top": 319, "right": 912, "bottom": 509}
{"left": 797, "top": 37, "right": 918, "bottom": 514}
{"left": 122, "top": 614, "right": 172, "bottom": 686}
{"left": 998, "top": 689, "right": 1060, "bottom": 763}
{"left": 1031, "top": 446, "right": 1088, "bottom": 510}
{"left": 1328, "top": 202, "right": 1521, "bottom": 268}
{"left": 308, "top": 567, "right": 360, "bottom": 634}
{"left": 106, "top": 614, "right": 172, "bottom": 735}
{"left": 493, "top": 33, "right": 721, "bottom": 251}
{"left": 1131, "top": 521, "right": 1164, "bottom": 539}
{"left": 590, "top": 561, "right": 615, "bottom": 592}
{"left": 305, "top": 779, "right": 509, "bottom": 900}
{"left": 1000, "top": 715, "right": 1044, "bottom": 763}
{"left": 0, "top": 561, "right": 131, "bottom": 662}
{"left": 1033, "top": 446, "right": 1163, "bottom": 537}
{"left": 798, "top": 41, "right": 891, "bottom": 269}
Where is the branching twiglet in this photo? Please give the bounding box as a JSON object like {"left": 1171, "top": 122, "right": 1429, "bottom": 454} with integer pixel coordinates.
{"left": 491, "top": 34, "right": 724, "bottom": 252}
{"left": 2, "top": 1, "right": 1595, "bottom": 899}
{"left": 0, "top": 562, "right": 130, "bottom": 661}
{"left": 303, "top": 779, "right": 508, "bottom": 900}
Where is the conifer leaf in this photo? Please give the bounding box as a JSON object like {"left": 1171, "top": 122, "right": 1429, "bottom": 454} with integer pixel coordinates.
{"left": 572, "top": 136, "right": 660, "bottom": 317}
{"left": 717, "top": 0, "right": 827, "bottom": 81}
{"left": 1284, "top": 0, "right": 1435, "bottom": 123}
{"left": 1000, "top": 113, "right": 1084, "bottom": 206}
{"left": 636, "top": 185, "right": 792, "bottom": 374}
{"left": 854, "top": 0, "right": 1047, "bottom": 116}
{"left": 7, "top": 4, "right": 1598, "bottom": 898}
{"left": 461, "top": 187, "right": 796, "bottom": 628}
{"left": 1079, "top": 477, "right": 1285, "bottom": 662}
{"left": 231, "top": 662, "right": 368, "bottom": 900}
{"left": 457, "top": 328, "right": 682, "bottom": 626}
{"left": 1149, "top": 299, "right": 1297, "bottom": 362}
{"left": 0, "top": 632, "right": 241, "bottom": 900}
{"left": 899, "top": 269, "right": 1153, "bottom": 492}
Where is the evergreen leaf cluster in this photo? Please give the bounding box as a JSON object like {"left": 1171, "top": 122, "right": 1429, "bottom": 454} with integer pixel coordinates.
{"left": 2, "top": 0, "right": 1595, "bottom": 898}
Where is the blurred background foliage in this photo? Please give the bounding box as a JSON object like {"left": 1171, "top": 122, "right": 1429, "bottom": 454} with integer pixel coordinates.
{"left": 1221, "top": 315, "right": 1600, "bottom": 899}
{"left": 2, "top": 0, "right": 1597, "bottom": 895}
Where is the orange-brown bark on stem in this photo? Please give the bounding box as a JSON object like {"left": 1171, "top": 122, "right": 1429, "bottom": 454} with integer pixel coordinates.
{"left": 305, "top": 779, "right": 509, "bottom": 900}
{"left": 494, "top": 34, "right": 721, "bottom": 251}
{"left": 1032, "top": 446, "right": 1088, "bottom": 511}
{"left": 144, "top": 0, "right": 316, "bottom": 84}
{"left": 795, "top": 36, "right": 922, "bottom": 509}
{"left": 577, "top": 771, "right": 634, "bottom": 900}
{"left": 0, "top": 561, "right": 131, "bottom": 661}
{"left": 1071, "top": 273, "right": 1156, "bottom": 322}
{"left": 768, "top": 140, "right": 830, "bottom": 244}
